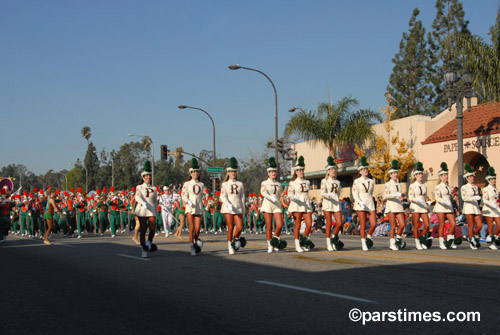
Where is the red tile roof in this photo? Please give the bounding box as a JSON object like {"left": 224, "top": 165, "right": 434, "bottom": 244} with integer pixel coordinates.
{"left": 422, "top": 101, "right": 500, "bottom": 144}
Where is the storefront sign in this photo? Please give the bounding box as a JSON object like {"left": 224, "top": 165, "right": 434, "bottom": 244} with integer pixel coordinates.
{"left": 444, "top": 135, "right": 500, "bottom": 152}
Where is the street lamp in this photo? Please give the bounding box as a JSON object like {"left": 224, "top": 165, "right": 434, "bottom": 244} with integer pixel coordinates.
{"left": 128, "top": 134, "right": 155, "bottom": 185}
{"left": 229, "top": 64, "right": 280, "bottom": 179}
{"left": 289, "top": 107, "right": 305, "bottom": 113}
{"left": 444, "top": 69, "right": 474, "bottom": 209}
{"left": 178, "top": 105, "right": 216, "bottom": 167}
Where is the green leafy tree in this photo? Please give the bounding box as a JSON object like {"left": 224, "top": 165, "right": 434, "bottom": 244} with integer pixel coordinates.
{"left": 388, "top": 8, "right": 433, "bottom": 118}
{"left": 83, "top": 141, "right": 99, "bottom": 190}
{"left": 428, "top": 0, "right": 467, "bottom": 115}
{"left": 284, "top": 96, "right": 381, "bottom": 160}
{"left": 455, "top": 6, "right": 500, "bottom": 102}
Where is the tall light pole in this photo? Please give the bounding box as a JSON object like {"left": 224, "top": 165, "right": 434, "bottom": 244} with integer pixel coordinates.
{"left": 128, "top": 134, "right": 155, "bottom": 185}
{"left": 444, "top": 70, "right": 474, "bottom": 210}
{"left": 178, "top": 105, "right": 216, "bottom": 167}
{"left": 229, "top": 64, "right": 280, "bottom": 179}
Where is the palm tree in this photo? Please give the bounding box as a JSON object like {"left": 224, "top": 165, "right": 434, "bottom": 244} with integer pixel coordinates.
{"left": 81, "top": 126, "right": 91, "bottom": 144}
{"left": 455, "top": 7, "right": 500, "bottom": 102}
{"left": 284, "top": 96, "right": 382, "bottom": 158}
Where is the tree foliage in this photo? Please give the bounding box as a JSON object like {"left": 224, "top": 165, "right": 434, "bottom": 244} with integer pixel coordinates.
{"left": 388, "top": 8, "right": 433, "bottom": 118}
{"left": 455, "top": 6, "right": 500, "bottom": 102}
{"left": 354, "top": 95, "right": 416, "bottom": 181}
{"left": 284, "top": 96, "right": 381, "bottom": 159}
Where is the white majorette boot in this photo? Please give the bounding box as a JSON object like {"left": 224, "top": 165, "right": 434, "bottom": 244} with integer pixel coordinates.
{"left": 295, "top": 239, "right": 304, "bottom": 253}
{"left": 361, "top": 238, "right": 368, "bottom": 251}
{"left": 190, "top": 243, "right": 196, "bottom": 256}
{"left": 326, "top": 237, "right": 334, "bottom": 251}
{"left": 415, "top": 238, "right": 423, "bottom": 250}
{"left": 267, "top": 240, "right": 273, "bottom": 253}
{"left": 439, "top": 237, "right": 447, "bottom": 249}
{"left": 447, "top": 234, "right": 457, "bottom": 249}
{"left": 487, "top": 235, "right": 498, "bottom": 249}
{"left": 228, "top": 241, "right": 235, "bottom": 255}
{"left": 141, "top": 249, "right": 148, "bottom": 258}
{"left": 389, "top": 238, "right": 398, "bottom": 251}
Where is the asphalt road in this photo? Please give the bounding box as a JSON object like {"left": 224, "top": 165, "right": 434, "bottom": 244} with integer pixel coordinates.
{"left": 1, "top": 231, "right": 499, "bottom": 334}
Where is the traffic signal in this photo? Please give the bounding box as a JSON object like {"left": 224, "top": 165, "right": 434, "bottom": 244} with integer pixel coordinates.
{"left": 277, "top": 138, "right": 284, "bottom": 153}
{"left": 161, "top": 145, "right": 168, "bottom": 160}
{"left": 215, "top": 178, "right": 220, "bottom": 190}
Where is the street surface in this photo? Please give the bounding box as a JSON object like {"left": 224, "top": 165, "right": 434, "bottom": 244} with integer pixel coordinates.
{"left": 1, "top": 232, "right": 499, "bottom": 334}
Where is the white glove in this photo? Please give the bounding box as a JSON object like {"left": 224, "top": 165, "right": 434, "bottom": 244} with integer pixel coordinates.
{"left": 271, "top": 195, "right": 277, "bottom": 203}
{"left": 473, "top": 195, "right": 481, "bottom": 201}
{"left": 93, "top": 210, "right": 96, "bottom": 213}
{"left": 142, "top": 201, "right": 147, "bottom": 207}
{"left": 188, "top": 200, "right": 193, "bottom": 207}
{"left": 394, "top": 192, "right": 402, "bottom": 198}
{"left": 293, "top": 194, "right": 300, "bottom": 201}
{"left": 358, "top": 201, "right": 366, "bottom": 208}
{"left": 227, "top": 203, "right": 233, "bottom": 211}
{"left": 418, "top": 199, "right": 426, "bottom": 204}
{"left": 491, "top": 201, "right": 499, "bottom": 208}
{"left": 445, "top": 200, "right": 452, "bottom": 206}
{"left": 329, "top": 193, "right": 338, "bottom": 200}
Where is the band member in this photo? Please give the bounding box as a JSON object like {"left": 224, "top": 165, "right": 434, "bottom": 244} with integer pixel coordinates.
{"left": 288, "top": 156, "right": 314, "bottom": 253}
{"left": 74, "top": 188, "right": 86, "bottom": 238}
{"left": 352, "top": 157, "right": 377, "bottom": 251}
{"left": 159, "top": 185, "right": 175, "bottom": 237}
{"left": 173, "top": 191, "right": 186, "bottom": 240}
{"left": 0, "top": 187, "right": 14, "bottom": 243}
{"left": 434, "top": 162, "right": 458, "bottom": 249}
{"left": 107, "top": 188, "right": 122, "bottom": 238}
{"left": 462, "top": 164, "right": 483, "bottom": 250}
{"left": 384, "top": 160, "right": 406, "bottom": 251}
{"left": 182, "top": 159, "right": 205, "bottom": 256}
{"left": 408, "top": 162, "right": 432, "bottom": 250}
{"left": 42, "top": 188, "right": 63, "bottom": 245}
{"left": 221, "top": 157, "right": 247, "bottom": 254}
{"left": 261, "top": 157, "right": 286, "bottom": 253}
{"left": 482, "top": 167, "right": 500, "bottom": 249}
{"left": 321, "top": 156, "right": 344, "bottom": 251}
{"left": 134, "top": 161, "right": 158, "bottom": 258}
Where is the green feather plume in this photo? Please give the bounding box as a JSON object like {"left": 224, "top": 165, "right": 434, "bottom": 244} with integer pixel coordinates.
{"left": 416, "top": 162, "right": 423, "bottom": 171}
{"left": 268, "top": 157, "right": 277, "bottom": 168}
{"left": 327, "top": 156, "right": 335, "bottom": 166}
{"left": 488, "top": 166, "right": 496, "bottom": 176}
{"left": 360, "top": 156, "right": 368, "bottom": 166}
{"left": 440, "top": 162, "right": 448, "bottom": 171}
{"left": 297, "top": 156, "right": 305, "bottom": 167}
{"left": 191, "top": 158, "right": 199, "bottom": 169}
{"left": 391, "top": 159, "right": 399, "bottom": 170}
{"left": 143, "top": 160, "right": 152, "bottom": 173}
{"left": 229, "top": 157, "right": 238, "bottom": 169}
{"left": 464, "top": 163, "right": 474, "bottom": 173}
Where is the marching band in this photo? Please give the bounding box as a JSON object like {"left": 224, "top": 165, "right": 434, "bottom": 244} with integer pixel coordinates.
{"left": 2, "top": 156, "right": 500, "bottom": 257}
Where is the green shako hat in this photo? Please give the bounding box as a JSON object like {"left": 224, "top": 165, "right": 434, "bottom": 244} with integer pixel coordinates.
{"left": 227, "top": 157, "right": 239, "bottom": 172}
{"left": 388, "top": 160, "right": 399, "bottom": 175}
{"left": 413, "top": 162, "right": 424, "bottom": 175}
{"left": 486, "top": 166, "right": 497, "bottom": 180}
{"left": 464, "top": 163, "right": 475, "bottom": 178}
{"left": 141, "top": 160, "right": 152, "bottom": 177}
{"left": 325, "top": 156, "right": 336, "bottom": 171}
{"left": 267, "top": 157, "right": 277, "bottom": 172}
{"left": 294, "top": 156, "right": 305, "bottom": 170}
{"left": 358, "top": 156, "right": 369, "bottom": 171}
{"left": 438, "top": 162, "right": 448, "bottom": 176}
{"left": 189, "top": 158, "right": 200, "bottom": 173}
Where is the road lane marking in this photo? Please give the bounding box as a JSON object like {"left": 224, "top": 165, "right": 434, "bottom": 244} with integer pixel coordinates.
{"left": 52, "top": 242, "right": 75, "bottom": 248}
{"left": 256, "top": 280, "right": 378, "bottom": 304}
{"left": 117, "top": 254, "right": 151, "bottom": 261}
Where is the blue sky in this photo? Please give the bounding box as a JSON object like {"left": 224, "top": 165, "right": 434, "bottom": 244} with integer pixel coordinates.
{"left": 1, "top": 0, "right": 498, "bottom": 174}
